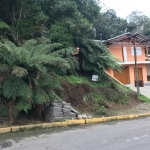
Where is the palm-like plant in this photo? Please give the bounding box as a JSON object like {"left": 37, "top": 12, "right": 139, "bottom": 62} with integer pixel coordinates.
{"left": 0, "top": 39, "right": 78, "bottom": 124}
{"left": 79, "top": 39, "right": 121, "bottom": 75}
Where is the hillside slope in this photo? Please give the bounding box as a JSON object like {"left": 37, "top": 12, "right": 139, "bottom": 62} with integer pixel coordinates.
{"left": 56, "top": 75, "right": 149, "bottom": 117}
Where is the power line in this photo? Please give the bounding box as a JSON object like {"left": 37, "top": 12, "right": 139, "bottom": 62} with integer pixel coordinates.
{"left": 106, "top": 1, "right": 136, "bottom": 13}
{"left": 111, "top": 0, "right": 137, "bottom": 11}
{"left": 103, "top": 1, "right": 135, "bottom": 13}
{"left": 100, "top": 2, "right": 131, "bottom": 17}
{"left": 105, "top": 3, "right": 132, "bottom": 15}
{"left": 100, "top": 0, "right": 145, "bottom": 18}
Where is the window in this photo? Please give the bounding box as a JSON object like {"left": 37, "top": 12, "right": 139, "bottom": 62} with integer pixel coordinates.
{"left": 131, "top": 47, "right": 142, "bottom": 56}
{"left": 123, "top": 47, "right": 128, "bottom": 62}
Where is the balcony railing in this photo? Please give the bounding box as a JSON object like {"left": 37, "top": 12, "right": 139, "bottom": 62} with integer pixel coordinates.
{"left": 145, "top": 55, "right": 150, "bottom": 61}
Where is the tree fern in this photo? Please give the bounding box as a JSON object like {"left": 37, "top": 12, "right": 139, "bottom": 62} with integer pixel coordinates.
{"left": 0, "top": 39, "right": 79, "bottom": 123}
{"left": 80, "top": 39, "right": 121, "bottom": 74}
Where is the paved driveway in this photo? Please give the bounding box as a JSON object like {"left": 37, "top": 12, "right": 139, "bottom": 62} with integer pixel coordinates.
{"left": 126, "top": 82, "right": 150, "bottom": 98}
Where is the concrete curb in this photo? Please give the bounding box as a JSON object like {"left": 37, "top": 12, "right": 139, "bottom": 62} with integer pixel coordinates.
{"left": 1, "top": 113, "right": 150, "bottom": 134}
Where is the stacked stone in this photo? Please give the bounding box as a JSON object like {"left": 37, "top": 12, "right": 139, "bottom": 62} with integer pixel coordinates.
{"left": 45, "top": 100, "right": 63, "bottom": 122}
{"left": 63, "top": 102, "right": 76, "bottom": 120}
{"left": 45, "top": 100, "right": 77, "bottom": 122}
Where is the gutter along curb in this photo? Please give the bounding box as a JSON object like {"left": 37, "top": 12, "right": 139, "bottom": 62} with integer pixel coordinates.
{"left": 1, "top": 112, "right": 150, "bottom": 134}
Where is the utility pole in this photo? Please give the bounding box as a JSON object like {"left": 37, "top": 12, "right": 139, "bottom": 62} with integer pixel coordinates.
{"left": 133, "top": 38, "right": 140, "bottom": 95}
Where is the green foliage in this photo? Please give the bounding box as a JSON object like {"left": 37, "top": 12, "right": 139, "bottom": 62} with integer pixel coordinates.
{"left": 0, "top": 21, "right": 9, "bottom": 29}
{"left": 16, "top": 18, "right": 35, "bottom": 39}
{"left": 80, "top": 39, "right": 121, "bottom": 74}
{"left": 12, "top": 66, "right": 28, "bottom": 78}
{"left": 138, "top": 95, "right": 150, "bottom": 103}
{"left": 83, "top": 92, "right": 106, "bottom": 103}
{"left": 2, "top": 75, "right": 32, "bottom": 100}
{"left": 50, "top": 22, "right": 74, "bottom": 47}
{"left": 16, "top": 100, "right": 32, "bottom": 113}
{"left": 0, "top": 39, "right": 79, "bottom": 124}
{"left": 33, "top": 87, "right": 50, "bottom": 104}
{"left": 95, "top": 106, "right": 106, "bottom": 115}
{"left": 62, "top": 75, "right": 84, "bottom": 84}
{"left": 0, "top": 101, "right": 8, "bottom": 117}
{"left": 83, "top": 91, "right": 107, "bottom": 115}
{"left": 94, "top": 9, "right": 127, "bottom": 40}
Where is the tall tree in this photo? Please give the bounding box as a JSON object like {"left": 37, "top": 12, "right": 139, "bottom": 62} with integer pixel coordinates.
{"left": 94, "top": 9, "right": 127, "bottom": 40}
{"left": 126, "top": 10, "right": 150, "bottom": 37}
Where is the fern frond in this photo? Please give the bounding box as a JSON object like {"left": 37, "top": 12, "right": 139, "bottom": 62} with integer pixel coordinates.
{"left": 33, "top": 87, "right": 50, "bottom": 104}
{"left": 50, "top": 47, "right": 74, "bottom": 56}
{"left": 34, "top": 63, "right": 47, "bottom": 73}
{"left": 0, "top": 21, "right": 9, "bottom": 29}
{"left": 0, "top": 64, "right": 11, "bottom": 73}
{"left": 48, "top": 90, "right": 62, "bottom": 101}
{"left": 2, "top": 75, "right": 32, "bottom": 100}
{"left": 16, "top": 99, "right": 32, "bottom": 113}
{"left": 23, "top": 39, "right": 37, "bottom": 51}
{"left": 12, "top": 66, "right": 28, "bottom": 78}
{"left": 5, "top": 41, "right": 17, "bottom": 52}
{"left": 40, "top": 75, "right": 63, "bottom": 90}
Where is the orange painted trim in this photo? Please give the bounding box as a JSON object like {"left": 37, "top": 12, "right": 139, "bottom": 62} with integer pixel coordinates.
{"left": 105, "top": 71, "right": 124, "bottom": 85}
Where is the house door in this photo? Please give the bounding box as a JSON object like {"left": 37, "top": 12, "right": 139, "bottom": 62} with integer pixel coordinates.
{"left": 134, "top": 68, "right": 143, "bottom": 80}
{"left": 113, "top": 67, "right": 130, "bottom": 84}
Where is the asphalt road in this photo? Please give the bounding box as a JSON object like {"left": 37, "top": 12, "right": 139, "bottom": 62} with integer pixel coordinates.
{"left": 1, "top": 117, "right": 150, "bottom": 150}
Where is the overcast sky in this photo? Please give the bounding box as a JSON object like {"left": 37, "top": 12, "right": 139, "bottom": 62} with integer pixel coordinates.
{"left": 100, "top": 0, "right": 150, "bottom": 18}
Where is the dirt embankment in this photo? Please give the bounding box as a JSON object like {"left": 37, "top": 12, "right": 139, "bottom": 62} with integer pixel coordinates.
{"left": 59, "top": 81, "right": 150, "bottom": 116}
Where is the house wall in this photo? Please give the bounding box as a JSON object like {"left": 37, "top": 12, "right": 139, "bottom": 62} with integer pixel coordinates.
{"left": 129, "top": 64, "right": 147, "bottom": 84}
{"left": 107, "top": 39, "right": 148, "bottom": 84}
{"left": 146, "top": 65, "right": 150, "bottom": 81}
{"left": 109, "top": 45, "right": 123, "bottom": 62}
{"left": 109, "top": 40, "right": 145, "bottom": 62}
{"left": 146, "top": 65, "right": 150, "bottom": 75}
{"left": 106, "top": 68, "right": 114, "bottom": 76}
{"left": 126, "top": 45, "right": 145, "bottom": 62}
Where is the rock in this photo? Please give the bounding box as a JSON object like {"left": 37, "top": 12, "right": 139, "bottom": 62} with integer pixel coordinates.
{"left": 82, "top": 114, "right": 88, "bottom": 119}
{"left": 77, "top": 115, "right": 82, "bottom": 120}
{"left": 88, "top": 115, "right": 92, "bottom": 119}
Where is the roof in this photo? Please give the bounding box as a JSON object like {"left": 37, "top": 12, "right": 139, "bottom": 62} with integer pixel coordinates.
{"left": 105, "top": 32, "right": 150, "bottom": 46}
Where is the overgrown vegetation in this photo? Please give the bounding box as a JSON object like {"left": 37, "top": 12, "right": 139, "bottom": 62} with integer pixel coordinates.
{"left": 0, "top": 39, "right": 78, "bottom": 124}
{"left": 57, "top": 74, "right": 136, "bottom": 116}
{"left": 0, "top": 0, "right": 147, "bottom": 125}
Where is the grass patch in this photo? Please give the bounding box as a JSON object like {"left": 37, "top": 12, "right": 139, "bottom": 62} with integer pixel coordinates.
{"left": 54, "top": 74, "right": 116, "bottom": 88}
{"left": 138, "top": 95, "right": 150, "bottom": 103}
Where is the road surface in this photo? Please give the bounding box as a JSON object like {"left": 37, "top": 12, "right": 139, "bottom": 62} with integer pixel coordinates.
{"left": 0, "top": 117, "right": 150, "bottom": 150}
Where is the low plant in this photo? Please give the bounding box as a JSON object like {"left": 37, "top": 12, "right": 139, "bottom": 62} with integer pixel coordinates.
{"left": 95, "top": 105, "right": 107, "bottom": 115}
{"left": 138, "top": 95, "right": 150, "bottom": 103}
